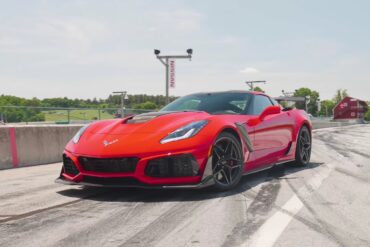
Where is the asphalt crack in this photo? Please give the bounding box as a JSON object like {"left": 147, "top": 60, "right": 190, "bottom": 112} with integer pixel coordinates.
{"left": 221, "top": 166, "right": 284, "bottom": 247}
{"left": 286, "top": 179, "right": 370, "bottom": 247}
{"left": 0, "top": 189, "right": 105, "bottom": 224}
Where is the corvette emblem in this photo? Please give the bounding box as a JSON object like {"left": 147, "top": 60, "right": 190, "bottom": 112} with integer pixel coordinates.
{"left": 103, "top": 139, "right": 118, "bottom": 147}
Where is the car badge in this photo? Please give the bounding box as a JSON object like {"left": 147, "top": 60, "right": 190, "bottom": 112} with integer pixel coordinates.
{"left": 103, "top": 139, "right": 118, "bottom": 147}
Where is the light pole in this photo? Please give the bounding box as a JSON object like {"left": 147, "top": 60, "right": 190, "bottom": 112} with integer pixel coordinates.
{"left": 317, "top": 98, "right": 321, "bottom": 116}
{"left": 245, "top": 80, "right": 266, "bottom": 91}
{"left": 112, "top": 91, "right": 128, "bottom": 118}
{"left": 305, "top": 96, "right": 311, "bottom": 113}
{"left": 154, "top": 49, "right": 193, "bottom": 104}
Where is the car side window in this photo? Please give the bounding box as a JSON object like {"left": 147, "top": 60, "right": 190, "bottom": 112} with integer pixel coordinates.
{"left": 253, "top": 95, "right": 273, "bottom": 115}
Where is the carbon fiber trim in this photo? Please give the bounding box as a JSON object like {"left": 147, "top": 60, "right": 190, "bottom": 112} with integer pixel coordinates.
{"left": 55, "top": 176, "right": 213, "bottom": 189}
{"left": 235, "top": 122, "right": 254, "bottom": 152}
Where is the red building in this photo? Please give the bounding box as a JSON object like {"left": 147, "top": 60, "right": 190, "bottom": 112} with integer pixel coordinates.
{"left": 333, "top": 97, "right": 368, "bottom": 120}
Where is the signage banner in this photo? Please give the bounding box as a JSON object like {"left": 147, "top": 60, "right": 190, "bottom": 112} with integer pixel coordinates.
{"left": 169, "top": 60, "right": 175, "bottom": 88}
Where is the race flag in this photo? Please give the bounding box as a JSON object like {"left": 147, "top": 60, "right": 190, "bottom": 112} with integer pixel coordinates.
{"left": 169, "top": 59, "right": 175, "bottom": 88}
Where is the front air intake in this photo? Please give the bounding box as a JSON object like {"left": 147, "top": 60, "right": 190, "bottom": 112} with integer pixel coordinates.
{"left": 63, "top": 154, "right": 80, "bottom": 176}
{"left": 78, "top": 157, "right": 139, "bottom": 173}
{"left": 145, "top": 154, "right": 199, "bottom": 177}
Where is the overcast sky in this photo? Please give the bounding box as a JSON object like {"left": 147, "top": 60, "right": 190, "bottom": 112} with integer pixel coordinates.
{"left": 0, "top": 0, "right": 369, "bottom": 100}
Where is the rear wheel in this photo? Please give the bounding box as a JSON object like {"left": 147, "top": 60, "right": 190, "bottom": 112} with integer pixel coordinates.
{"left": 212, "top": 132, "right": 244, "bottom": 191}
{"left": 293, "top": 126, "right": 311, "bottom": 166}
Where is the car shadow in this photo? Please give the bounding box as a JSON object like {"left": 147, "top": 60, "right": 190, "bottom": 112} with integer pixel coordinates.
{"left": 57, "top": 162, "right": 323, "bottom": 203}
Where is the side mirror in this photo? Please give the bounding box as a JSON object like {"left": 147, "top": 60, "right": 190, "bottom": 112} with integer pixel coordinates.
{"left": 259, "top": 105, "right": 281, "bottom": 121}
{"left": 247, "top": 105, "right": 281, "bottom": 126}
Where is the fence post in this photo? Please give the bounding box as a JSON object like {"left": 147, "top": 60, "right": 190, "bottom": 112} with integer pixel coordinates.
{"left": 67, "top": 109, "right": 70, "bottom": 123}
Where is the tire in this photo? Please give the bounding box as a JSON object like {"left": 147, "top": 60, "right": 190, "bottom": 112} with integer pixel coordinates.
{"left": 211, "top": 132, "right": 244, "bottom": 191}
{"left": 293, "top": 125, "right": 311, "bottom": 167}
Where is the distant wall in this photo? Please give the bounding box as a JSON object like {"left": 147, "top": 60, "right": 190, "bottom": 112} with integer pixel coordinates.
{"left": 311, "top": 120, "right": 360, "bottom": 129}
{"left": 0, "top": 125, "right": 83, "bottom": 170}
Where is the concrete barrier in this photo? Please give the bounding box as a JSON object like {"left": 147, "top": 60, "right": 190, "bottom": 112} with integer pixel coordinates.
{"left": 311, "top": 120, "right": 356, "bottom": 129}
{"left": 0, "top": 125, "right": 83, "bottom": 170}
{"left": 0, "top": 128, "right": 13, "bottom": 169}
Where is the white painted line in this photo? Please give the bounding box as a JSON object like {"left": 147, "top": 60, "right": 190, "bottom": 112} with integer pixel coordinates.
{"left": 243, "top": 164, "right": 333, "bottom": 247}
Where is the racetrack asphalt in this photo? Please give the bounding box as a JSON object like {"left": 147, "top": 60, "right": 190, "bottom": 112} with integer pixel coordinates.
{"left": 0, "top": 124, "right": 370, "bottom": 247}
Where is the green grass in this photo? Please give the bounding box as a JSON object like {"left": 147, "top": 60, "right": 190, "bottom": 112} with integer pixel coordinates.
{"left": 43, "top": 109, "right": 115, "bottom": 122}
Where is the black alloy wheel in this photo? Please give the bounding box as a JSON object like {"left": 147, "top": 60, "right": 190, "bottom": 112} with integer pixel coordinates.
{"left": 212, "top": 132, "right": 244, "bottom": 191}
{"left": 294, "top": 126, "right": 311, "bottom": 166}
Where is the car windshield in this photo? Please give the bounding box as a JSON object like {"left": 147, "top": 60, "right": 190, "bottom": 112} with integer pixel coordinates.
{"left": 160, "top": 92, "right": 252, "bottom": 115}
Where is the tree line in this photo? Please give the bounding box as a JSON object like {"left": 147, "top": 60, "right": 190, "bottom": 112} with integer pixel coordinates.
{"left": 1, "top": 89, "right": 369, "bottom": 123}
{"left": 0, "top": 94, "right": 176, "bottom": 122}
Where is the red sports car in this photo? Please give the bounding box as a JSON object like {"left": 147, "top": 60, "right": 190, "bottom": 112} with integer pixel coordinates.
{"left": 56, "top": 91, "right": 311, "bottom": 190}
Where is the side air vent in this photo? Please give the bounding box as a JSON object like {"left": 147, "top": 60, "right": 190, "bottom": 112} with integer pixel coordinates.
{"left": 63, "top": 154, "right": 80, "bottom": 176}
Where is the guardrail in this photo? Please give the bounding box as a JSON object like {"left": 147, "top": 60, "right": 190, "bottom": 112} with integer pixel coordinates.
{"left": 0, "top": 106, "right": 152, "bottom": 124}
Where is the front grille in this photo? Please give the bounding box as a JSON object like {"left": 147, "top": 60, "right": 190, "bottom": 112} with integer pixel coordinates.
{"left": 145, "top": 154, "right": 199, "bottom": 178}
{"left": 82, "top": 175, "right": 142, "bottom": 186}
{"left": 63, "top": 154, "right": 80, "bottom": 176}
{"left": 78, "top": 157, "right": 139, "bottom": 173}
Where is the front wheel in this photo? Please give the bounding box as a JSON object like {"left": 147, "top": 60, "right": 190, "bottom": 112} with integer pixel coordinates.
{"left": 293, "top": 126, "right": 311, "bottom": 166}
{"left": 211, "top": 132, "right": 244, "bottom": 191}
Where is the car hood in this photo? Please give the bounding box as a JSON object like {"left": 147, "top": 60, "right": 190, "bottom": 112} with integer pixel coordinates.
{"left": 65, "top": 111, "right": 215, "bottom": 156}
{"left": 88, "top": 111, "right": 212, "bottom": 135}
{"left": 65, "top": 111, "right": 255, "bottom": 157}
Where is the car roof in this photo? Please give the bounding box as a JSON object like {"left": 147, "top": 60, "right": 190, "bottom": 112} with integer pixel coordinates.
{"left": 188, "top": 90, "right": 269, "bottom": 97}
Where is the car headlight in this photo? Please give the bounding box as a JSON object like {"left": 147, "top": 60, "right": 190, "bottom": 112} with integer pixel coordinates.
{"left": 160, "top": 120, "right": 209, "bottom": 144}
{"left": 72, "top": 125, "right": 89, "bottom": 144}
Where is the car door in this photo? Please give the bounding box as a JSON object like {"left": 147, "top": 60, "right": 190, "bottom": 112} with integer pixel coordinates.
{"left": 246, "top": 95, "right": 294, "bottom": 171}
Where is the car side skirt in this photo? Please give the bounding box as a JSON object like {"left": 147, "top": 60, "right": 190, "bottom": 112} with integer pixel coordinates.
{"left": 242, "top": 159, "right": 295, "bottom": 176}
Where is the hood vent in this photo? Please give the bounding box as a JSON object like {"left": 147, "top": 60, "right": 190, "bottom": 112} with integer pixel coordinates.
{"left": 126, "top": 111, "right": 175, "bottom": 124}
